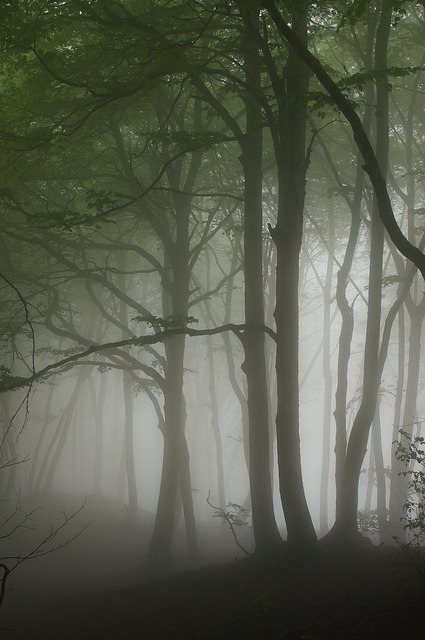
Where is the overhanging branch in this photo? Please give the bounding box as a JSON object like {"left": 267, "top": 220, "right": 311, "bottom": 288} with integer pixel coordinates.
{"left": 262, "top": 0, "right": 425, "bottom": 280}
{"left": 0, "top": 323, "right": 277, "bottom": 393}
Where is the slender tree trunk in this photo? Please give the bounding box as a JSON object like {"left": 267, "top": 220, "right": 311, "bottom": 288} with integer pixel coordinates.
{"left": 363, "top": 442, "right": 374, "bottom": 515}
{"left": 123, "top": 369, "right": 138, "bottom": 518}
{"left": 389, "top": 306, "right": 405, "bottom": 533}
{"left": 93, "top": 373, "right": 107, "bottom": 493}
{"left": 333, "top": 12, "right": 376, "bottom": 520}
{"left": 117, "top": 257, "right": 138, "bottom": 519}
{"left": 371, "top": 402, "right": 388, "bottom": 542}
{"left": 392, "top": 301, "right": 425, "bottom": 538}
{"left": 220, "top": 234, "right": 250, "bottom": 473}
{"left": 319, "top": 205, "right": 335, "bottom": 535}
{"left": 28, "top": 385, "right": 54, "bottom": 493}
{"left": 91, "top": 371, "right": 107, "bottom": 495}
{"left": 116, "top": 427, "right": 127, "bottom": 503}
{"left": 206, "top": 335, "right": 225, "bottom": 509}
{"left": 42, "top": 368, "right": 91, "bottom": 493}
{"left": 263, "top": 0, "right": 425, "bottom": 279}
{"left": 204, "top": 251, "right": 226, "bottom": 509}
{"left": 388, "top": 54, "right": 425, "bottom": 538}
{"left": 0, "top": 395, "right": 16, "bottom": 499}
{"left": 330, "top": 0, "right": 391, "bottom": 542}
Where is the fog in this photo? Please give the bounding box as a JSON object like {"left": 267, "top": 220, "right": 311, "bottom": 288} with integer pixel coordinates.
{"left": 1, "top": 2, "right": 425, "bottom": 638}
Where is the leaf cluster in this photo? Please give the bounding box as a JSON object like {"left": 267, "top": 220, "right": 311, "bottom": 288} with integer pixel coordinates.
{"left": 132, "top": 314, "right": 199, "bottom": 329}
{"left": 395, "top": 429, "right": 425, "bottom": 544}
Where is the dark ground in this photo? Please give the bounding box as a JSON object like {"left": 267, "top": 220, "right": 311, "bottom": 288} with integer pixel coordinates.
{"left": 1, "top": 495, "right": 424, "bottom": 639}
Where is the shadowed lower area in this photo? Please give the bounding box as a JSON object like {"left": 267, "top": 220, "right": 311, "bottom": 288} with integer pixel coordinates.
{"left": 4, "top": 538, "right": 425, "bottom": 640}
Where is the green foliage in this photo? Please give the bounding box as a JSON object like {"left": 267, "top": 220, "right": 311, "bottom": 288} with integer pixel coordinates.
{"left": 0, "top": 366, "right": 29, "bottom": 392}
{"left": 338, "top": 0, "right": 371, "bottom": 29}
{"left": 382, "top": 274, "right": 403, "bottom": 287}
{"left": 394, "top": 429, "right": 425, "bottom": 578}
{"left": 97, "top": 364, "right": 112, "bottom": 374}
{"left": 212, "top": 502, "right": 252, "bottom": 529}
{"left": 132, "top": 378, "right": 162, "bottom": 396}
{"left": 338, "top": 66, "right": 423, "bottom": 94}
{"left": 207, "top": 493, "right": 252, "bottom": 556}
{"left": 395, "top": 429, "right": 425, "bottom": 537}
{"left": 151, "top": 130, "right": 231, "bottom": 153}
{"left": 357, "top": 509, "right": 379, "bottom": 536}
{"left": 85, "top": 189, "right": 129, "bottom": 214}
{"left": 132, "top": 314, "right": 199, "bottom": 329}
{"left": 339, "top": 0, "right": 408, "bottom": 29}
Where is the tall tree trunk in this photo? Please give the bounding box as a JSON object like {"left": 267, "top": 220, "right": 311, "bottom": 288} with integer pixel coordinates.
{"left": 239, "top": 1, "right": 281, "bottom": 550}
{"left": 330, "top": 0, "right": 391, "bottom": 542}
{"left": 271, "top": 0, "right": 317, "bottom": 547}
{"left": 319, "top": 204, "right": 335, "bottom": 535}
{"left": 117, "top": 257, "right": 138, "bottom": 519}
{"left": 0, "top": 395, "right": 16, "bottom": 499}
{"left": 220, "top": 234, "right": 250, "bottom": 474}
{"left": 206, "top": 333, "right": 225, "bottom": 509}
{"left": 262, "top": 0, "right": 425, "bottom": 278}
{"left": 392, "top": 300, "right": 425, "bottom": 538}
{"left": 389, "top": 306, "right": 405, "bottom": 533}
{"left": 372, "top": 401, "right": 388, "bottom": 542}
{"left": 363, "top": 441, "right": 374, "bottom": 515}
{"left": 203, "top": 250, "right": 226, "bottom": 509}
{"left": 389, "top": 54, "right": 425, "bottom": 538}
{"left": 179, "top": 432, "right": 200, "bottom": 558}
{"left": 41, "top": 368, "right": 91, "bottom": 493}
{"left": 91, "top": 371, "right": 107, "bottom": 495}
{"left": 28, "top": 385, "right": 54, "bottom": 493}
{"left": 147, "top": 332, "right": 187, "bottom": 566}
{"left": 147, "top": 134, "right": 199, "bottom": 563}
{"left": 122, "top": 369, "right": 138, "bottom": 519}
{"left": 332, "top": 11, "right": 376, "bottom": 520}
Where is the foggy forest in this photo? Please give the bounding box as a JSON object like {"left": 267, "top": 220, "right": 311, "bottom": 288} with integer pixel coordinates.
{"left": 1, "top": 1, "right": 425, "bottom": 638}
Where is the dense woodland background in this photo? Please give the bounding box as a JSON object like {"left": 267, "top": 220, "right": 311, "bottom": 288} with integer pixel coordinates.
{"left": 1, "top": 1, "right": 425, "bottom": 637}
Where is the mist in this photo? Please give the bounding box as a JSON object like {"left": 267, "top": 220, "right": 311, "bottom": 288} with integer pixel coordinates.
{"left": 1, "top": 2, "right": 425, "bottom": 638}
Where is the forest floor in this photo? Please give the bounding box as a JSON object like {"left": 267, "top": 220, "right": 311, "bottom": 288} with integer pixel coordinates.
{"left": 1, "top": 494, "right": 424, "bottom": 639}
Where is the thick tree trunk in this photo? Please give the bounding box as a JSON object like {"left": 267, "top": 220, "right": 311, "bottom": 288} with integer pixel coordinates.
{"left": 191, "top": 41, "right": 278, "bottom": 542}
{"left": 179, "top": 432, "right": 200, "bottom": 558}
{"left": 238, "top": 0, "right": 281, "bottom": 551}
{"left": 271, "top": 0, "right": 317, "bottom": 548}
{"left": 147, "top": 158, "right": 199, "bottom": 563}
{"left": 147, "top": 332, "right": 186, "bottom": 566}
